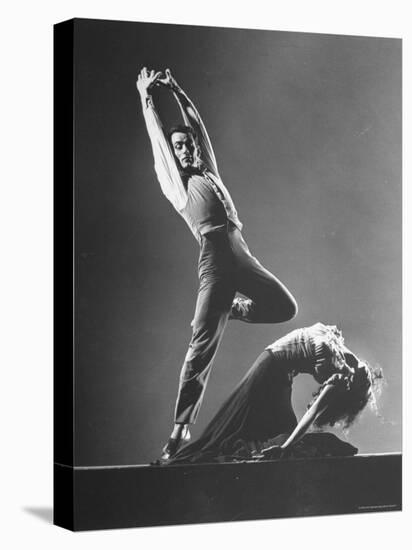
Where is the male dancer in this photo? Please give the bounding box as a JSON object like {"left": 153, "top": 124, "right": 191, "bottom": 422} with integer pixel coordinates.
{"left": 136, "top": 67, "right": 298, "bottom": 459}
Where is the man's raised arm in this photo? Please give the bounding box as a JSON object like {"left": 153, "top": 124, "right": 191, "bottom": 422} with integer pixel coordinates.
{"left": 159, "top": 69, "right": 219, "bottom": 177}
{"left": 136, "top": 67, "right": 188, "bottom": 211}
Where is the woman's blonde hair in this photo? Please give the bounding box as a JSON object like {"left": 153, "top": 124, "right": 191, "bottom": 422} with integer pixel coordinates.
{"left": 311, "top": 358, "right": 383, "bottom": 429}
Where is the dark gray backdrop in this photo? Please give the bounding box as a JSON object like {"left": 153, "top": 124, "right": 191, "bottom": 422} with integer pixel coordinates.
{"left": 73, "top": 19, "right": 401, "bottom": 466}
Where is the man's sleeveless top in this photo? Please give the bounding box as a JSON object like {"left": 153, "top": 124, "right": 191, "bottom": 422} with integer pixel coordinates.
{"left": 265, "top": 322, "right": 349, "bottom": 384}
{"left": 180, "top": 170, "right": 243, "bottom": 243}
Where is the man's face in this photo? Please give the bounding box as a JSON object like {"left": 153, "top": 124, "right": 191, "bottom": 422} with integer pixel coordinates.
{"left": 170, "top": 132, "right": 197, "bottom": 170}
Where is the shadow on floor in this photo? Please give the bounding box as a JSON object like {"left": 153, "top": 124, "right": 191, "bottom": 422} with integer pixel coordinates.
{"left": 23, "top": 506, "right": 53, "bottom": 524}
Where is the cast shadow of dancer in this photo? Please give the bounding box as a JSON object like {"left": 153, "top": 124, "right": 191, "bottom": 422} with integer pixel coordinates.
{"left": 167, "top": 322, "right": 383, "bottom": 465}
{"left": 137, "top": 67, "right": 298, "bottom": 460}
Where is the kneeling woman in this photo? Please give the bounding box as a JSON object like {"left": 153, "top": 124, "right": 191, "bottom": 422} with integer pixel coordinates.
{"left": 169, "top": 322, "right": 381, "bottom": 464}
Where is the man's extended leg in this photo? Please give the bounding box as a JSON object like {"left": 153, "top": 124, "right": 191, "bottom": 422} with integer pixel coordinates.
{"left": 161, "top": 275, "right": 235, "bottom": 460}
{"left": 161, "top": 230, "right": 236, "bottom": 460}
{"left": 174, "top": 273, "right": 236, "bottom": 424}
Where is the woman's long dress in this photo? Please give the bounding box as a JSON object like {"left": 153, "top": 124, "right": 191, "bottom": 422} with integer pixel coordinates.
{"left": 170, "top": 323, "right": 349, "bottom": 464}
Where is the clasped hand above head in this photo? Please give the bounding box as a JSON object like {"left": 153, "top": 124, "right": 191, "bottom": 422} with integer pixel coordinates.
{"left": 136, "top": 67, "right": 180, "bottom": 95}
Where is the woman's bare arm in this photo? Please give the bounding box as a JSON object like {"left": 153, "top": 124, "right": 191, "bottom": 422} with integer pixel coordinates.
{"left": 280, "top": 384, "right": 335, "bottom": 450}
{"left": 260, "top": 384, "right": 336, "bottom": 457}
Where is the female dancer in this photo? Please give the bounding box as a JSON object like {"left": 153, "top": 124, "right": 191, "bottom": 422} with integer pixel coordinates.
{"left": 169, "top": 322, "right": 381, "bottom": 464}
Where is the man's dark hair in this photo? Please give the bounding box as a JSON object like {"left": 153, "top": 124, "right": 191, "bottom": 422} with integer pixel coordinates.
{"left": 167, "top": 125, "right": 203, "bottom": 174}
{"left": 167, "top": 125, "right": 199, "bottom": 146}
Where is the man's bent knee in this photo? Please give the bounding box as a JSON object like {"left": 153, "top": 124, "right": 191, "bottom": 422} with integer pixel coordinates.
{"left": 283, "top": 295, "right": 298, "bottom": 321}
